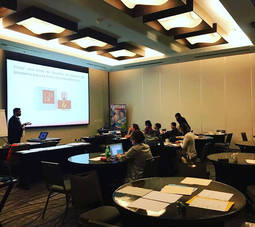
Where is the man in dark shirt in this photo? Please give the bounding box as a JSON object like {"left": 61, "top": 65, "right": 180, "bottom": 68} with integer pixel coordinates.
{"left": 175, "top": 113, "right": 191, "bottom": 135}
{"left": 8, "top": 108, "right": 31, "bottom": 144}
{"left": 164, "top": 122, "right": 182, "bottom": 142}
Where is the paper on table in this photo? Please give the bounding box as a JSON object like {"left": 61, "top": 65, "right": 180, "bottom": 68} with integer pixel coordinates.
{"left": 117, "top": 186, "right": 152, "bottom": 196}
{"left": 143, "top": 191, "right": 182, "bottom": 203}
{"left": 181, "top": 177, "right": 212, "bottom": 186}
{"left": 128, "top": 198, "right": 169, "bottom": 212}
{"left": 187, "top": 196, "right": 234, "bottom": 212}
{"left": 198, "top": 189, "right": 233, "bottom": 201}
{"left": 67, "top": 142, "right": 90, "bottom": 146}
{"left": 246, "top": 159, "right": 255, "bottom": 164}
{"left": 89, "top": 157, "right": 101, "bottom": 161}
{"left": 161, "top": 185, "right": 195, "bottom": 195}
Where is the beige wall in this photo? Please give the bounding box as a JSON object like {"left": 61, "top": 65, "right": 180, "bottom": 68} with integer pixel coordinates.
{"left": 110, "top": 53, "right": 255, "bottom": 146}
{"left": 0, "top": 50, "right": 109, "bottom": 144}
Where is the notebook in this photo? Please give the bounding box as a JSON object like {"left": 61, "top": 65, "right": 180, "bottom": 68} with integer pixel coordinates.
{"left": 109, "top": 143, "right": 123, "bottom": 156}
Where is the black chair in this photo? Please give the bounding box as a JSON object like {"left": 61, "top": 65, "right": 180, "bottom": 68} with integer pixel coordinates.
{"left": 143, "top": 156, "right": 160, "bottom": 178}
{"left": 88, "top": 220, "right": 120, "bottom": 227}
{"left": 70, "top": 171, "right": 120, "bottom": 226}
{"left": 214, "top": 133, "right": 233, "bottom": 152}
{"left": 41, "top": 161, "right": 71, "bottom": 221}
{"left": 241, "top": 132, "right": 248, "bottom": 141}
{"left": 247, "top": 185, "right": 255, "bottom": 212}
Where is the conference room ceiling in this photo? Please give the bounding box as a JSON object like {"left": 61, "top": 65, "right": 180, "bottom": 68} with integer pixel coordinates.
{"left": 0, "top": 0, "right": 254, "bottom": 71}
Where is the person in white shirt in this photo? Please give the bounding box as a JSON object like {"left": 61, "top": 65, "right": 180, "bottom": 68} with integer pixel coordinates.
{"left": 117, "top": 130, "right": 152, "bottom": 181}
{"left": 180, "top": 131, "right": 197, "bottom": 162}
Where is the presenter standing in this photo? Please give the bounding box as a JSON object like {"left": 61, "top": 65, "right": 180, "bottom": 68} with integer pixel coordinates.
{"left": 8, "top": 108, "right": 31, "bottom": 144}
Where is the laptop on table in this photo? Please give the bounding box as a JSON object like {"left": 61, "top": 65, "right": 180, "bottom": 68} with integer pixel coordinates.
{"left": 109, "top": 143, "right": 124, "bottom": 157}
{"left": 30, "top": 132, "right": 48, "bottom": 142}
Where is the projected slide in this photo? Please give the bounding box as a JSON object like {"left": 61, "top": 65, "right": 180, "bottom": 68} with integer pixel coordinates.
{"left": 7, "top": 58, "right": 89, "bottom": 127}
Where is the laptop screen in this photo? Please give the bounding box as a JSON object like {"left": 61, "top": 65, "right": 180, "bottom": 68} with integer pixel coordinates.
{"left": 109, "top": 143, "right": 123, "bottom": 156}
{"left": 39, "top": 132, "right": 48, "bottom": 140}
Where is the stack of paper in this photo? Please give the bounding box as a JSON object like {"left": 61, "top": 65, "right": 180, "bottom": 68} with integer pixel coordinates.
{"left": 128, "top": 198, "right": 169, "bottom": 212}
{"left": 181, "top": 177, "right": 212, "bottom": 186}
{"left": 246, "top": 159, "right": 255, "bottom": 164}
{"left": 187, "top": 189, "right": 234, "bottom": 212}
{"left": 197, "top": 190, "right": 233, "bottom": 201}
{"left": 117, "top": 186, "right": 152, "bottom": 196}
{"left": 161, "top": 184, "right": 196, "bottom": 195}
{"left": 143, "top": 191, "right": 182, "bottom": 203}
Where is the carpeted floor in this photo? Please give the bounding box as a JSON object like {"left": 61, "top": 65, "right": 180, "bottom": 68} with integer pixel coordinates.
{"left": 0, "top": 182, "right": 77, "bottom": 227}
{"left": 0, "top": 163, "right": 254, "bottom": 227}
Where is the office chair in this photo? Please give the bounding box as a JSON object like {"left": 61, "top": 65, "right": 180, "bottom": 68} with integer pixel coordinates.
{"left": 41, "top": 161, "right": 71, "bottom": 222}
{"left": 87, "top": 220, "right": 120, "bottom": 227}
{"left": 143, "top": 156, "right": 160, "bottom": 178}
{"left": 214, "top": 133, "right": 233, "bottom": 152}
{"left": 241, "top": 132, "right": 248, "bottom": 141}
{"left": 70, "top": 171, "right": 120, "bottom": 226}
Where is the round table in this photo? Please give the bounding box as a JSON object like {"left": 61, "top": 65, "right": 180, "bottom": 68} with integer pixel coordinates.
{"left": 235, "top": 141, "right": 255, "bottom": 152}
{"left": 198, "top": 132, "right": 226, "bottom": 143}
{"left": 68, "top": 153, "right": 127, "bottom": 204}
{"left": 113, "top": 177, "right": 246, "bottom": 227}
{"left": 207, "top": 152, "right": 255, "bottom": 192}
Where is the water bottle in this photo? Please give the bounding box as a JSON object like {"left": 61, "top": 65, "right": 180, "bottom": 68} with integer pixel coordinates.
{"left": 105, "top": 145, "right": 111, "bottom": 160}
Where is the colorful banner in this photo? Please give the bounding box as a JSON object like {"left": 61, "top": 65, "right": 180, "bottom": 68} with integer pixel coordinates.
{"left": 110, "top": 104, "right": 127, "bottom": 130}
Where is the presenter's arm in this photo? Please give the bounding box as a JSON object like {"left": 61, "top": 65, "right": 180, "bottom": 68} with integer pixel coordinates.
{"left": 22, "top": 122, "right": 32, "bottom": 129}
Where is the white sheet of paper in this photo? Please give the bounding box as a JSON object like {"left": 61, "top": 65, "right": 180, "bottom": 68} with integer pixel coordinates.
{"left": 117, "top": 186, "right": 152, "bottom": 196}
{"left": 198, "top": 190, "right": 233, "bottom": 201}
{"left": 89, "top": 157, "right": 102, "bottom": 161}
{"left": 143, "top": 191, "right": 182, "bottom": 203}
{"left": 67, "top": 142, "right": 90, "bottom": 146}
{"left": 161, "top": 185, "right": 195, "bottom": 195}
{"left": 181, "top": 177, "right": 212, "bottom": 186}
{"left": 188, "top": 196, "right": 232, "bottom": 212}
{"left": 128, "top": 198, "right": 169, "bottom": 212}
{"left": 246, "top": 159, "right": 255, "bottom": 164}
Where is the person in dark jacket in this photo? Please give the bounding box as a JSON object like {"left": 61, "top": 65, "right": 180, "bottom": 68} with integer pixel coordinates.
{"left": 175, "top": 113, "right": 191, "bottom": 135}
{"left": 8, "top": 108, "right": 31, "bottom": 144}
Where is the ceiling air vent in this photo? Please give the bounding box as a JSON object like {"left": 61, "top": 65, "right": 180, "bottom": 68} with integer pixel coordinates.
{"left": 194, "top": 48, "right": 251, "bottom": 59}
{"left": 124, "top": 61, "right": 163, "bottom": 69}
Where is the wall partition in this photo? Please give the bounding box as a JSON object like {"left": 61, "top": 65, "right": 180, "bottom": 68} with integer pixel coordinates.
{"left": 110, "top": 53, "right": 255, "bottom": 146}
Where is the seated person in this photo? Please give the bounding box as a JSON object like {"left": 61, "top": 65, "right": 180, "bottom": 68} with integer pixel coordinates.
{"left": 117, "top": 130, "right": 152, "bottom": 181}
{"left": 164, "top": 122, "right": 182, "bottom": 142}
{"left": 144, "top": 120, "right": 154, "bottom": 135}
{"left": 153, "top": 123, "right": 161, "bottom": 138}
{"left": 180, "top": 131, "right": 197, "bottom": 163}
{"left": 125, "top": 123, "right": 140, "bottom": 139}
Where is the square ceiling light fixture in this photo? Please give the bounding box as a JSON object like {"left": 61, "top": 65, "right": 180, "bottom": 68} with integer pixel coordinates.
{"left": 98, "top": 42, "right": 145, "bottom": 60}
{"left": 0, "top": 0, "right": 17, "bottom": 18}
{"left": 59, "top": 28, "right": 117, "bottom": 52}
{"left": 175, "top": 23, "right": 227, "bottom": 49}
{"left": 104, "top": 0, "right": 184, "bottom": 17}
{"left": 2, "top": 6, "right": 78, "bottom": 40}
{"left": 143, "top": 0, "right": 227, "bottom": 48}
{"left": 143, "top": 0, "right": 212, "bottom": 36}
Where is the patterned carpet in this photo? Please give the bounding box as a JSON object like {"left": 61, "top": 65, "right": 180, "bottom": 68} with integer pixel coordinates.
{"left": 0, "top": 182, "right": 77, "bottom": 227}
{"left": 0, "top": 169, "right": 254, "bottom": 227}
